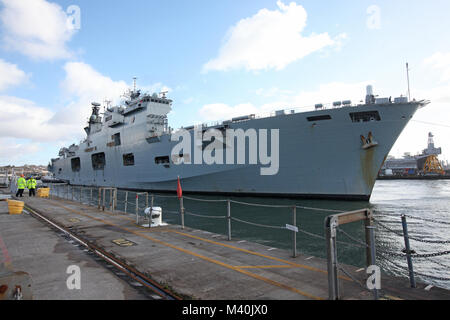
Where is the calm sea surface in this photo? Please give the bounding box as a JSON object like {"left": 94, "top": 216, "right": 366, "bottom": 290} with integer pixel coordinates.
{"left": 56, "top": 180, "right": 450, "bottom": 290}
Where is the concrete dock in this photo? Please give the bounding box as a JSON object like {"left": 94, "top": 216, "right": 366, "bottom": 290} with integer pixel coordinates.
{"left": 1, "top": 191, "right": 449, "bottom": 300}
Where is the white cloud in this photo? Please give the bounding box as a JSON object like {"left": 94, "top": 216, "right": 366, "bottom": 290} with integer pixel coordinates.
{"left": 203, "top": 1, "right": 341, "bottom": 72}
{"left": 0, "top": 0, "right": 77, "bottom": 60}
{"left": 0, "top": 95, "right": 71, "bottom": 142}
{"left": 424, "top": 52, "right": 450, "bottom": 83}
{"left": 199, "top": 103, "right": 261, "bottom": 122}
{"left": 0, "top": 59, "right": 29, "bottom": 91}
{"left": 0, "top": 137, "right": 40, "bottom": 164}
{"left": 198, "top": 81, "right": 372, "bottom": 122}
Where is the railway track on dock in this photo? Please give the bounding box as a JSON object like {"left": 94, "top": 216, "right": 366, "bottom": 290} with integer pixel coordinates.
{"left": 23, "top": 204, "right": 182, "bottom": 301}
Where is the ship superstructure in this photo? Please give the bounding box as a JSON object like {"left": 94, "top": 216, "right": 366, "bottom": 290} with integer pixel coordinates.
{"left": 50, "top": 84, "right": 428, "bottom": 200}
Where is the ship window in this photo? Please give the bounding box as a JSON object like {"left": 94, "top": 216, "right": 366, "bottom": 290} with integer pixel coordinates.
{"left": 71, "top": 157, "right": 81, "bottom": 172}
{"left": 92, "top": 152, "right": 106, "bottom": 170}
{"left": 307, "top": 115, "right": 332, "bottom": 122}
{"left": 123, "top": 153, "right": 135, "bottom": 166}
{"left": 349, "top": 111, "right": 381, "bottom": 123}
{"left": 112, "top": 133, "right": 121, "bottom": 146}
{"left": 155, "top": 156, "right": 170, "bottom": 164}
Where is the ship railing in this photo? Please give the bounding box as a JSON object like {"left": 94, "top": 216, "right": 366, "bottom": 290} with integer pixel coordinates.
{"left": 186, "top": 100, "right": 365, "bottom": 130}
{"left": 45, "top": 184, "right": 450, "bottom": 299}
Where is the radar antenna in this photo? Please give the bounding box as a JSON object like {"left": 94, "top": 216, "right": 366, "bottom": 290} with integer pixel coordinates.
{"left": 160, "top": 91, "right": 168, "bottom": 99}
{"left": 133, "top": 77, "right": 137, "bottom": 93}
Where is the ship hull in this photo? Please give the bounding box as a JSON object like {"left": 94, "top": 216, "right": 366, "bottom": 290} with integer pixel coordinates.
{"left": 51, "top": 102, "right": 421, "bottom": 201}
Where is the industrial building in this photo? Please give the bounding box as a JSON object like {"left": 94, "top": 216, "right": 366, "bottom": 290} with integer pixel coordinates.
{"left": 380, "top": 132, "right": 447, "bottom": 177}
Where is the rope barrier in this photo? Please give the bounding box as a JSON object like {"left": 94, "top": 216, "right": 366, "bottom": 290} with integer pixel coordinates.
{"left": 183, "top": 196, "right": 228, "bottom": 203}
{"left": 230, "top": 217, "right": 287, "bottom": 230}
{"left": 336, "top": 228, "right": 370, "bottom": 248}
{"left": 296, "top": 205, "right": 344, "bottom": 213}
{"left": 229, "top": 200, "right": 293, "bottom": 208}
{"left": 403, "top": 214, "right": 450, "bottom": 226}
{"left": 51, "top": 185, "right": 450, "bottom": 285}
{"left": 184, "top": 210, "right": 226, "bottom": 219}
{"left": 376, "top": 221, "right": 450, "bottom": 244}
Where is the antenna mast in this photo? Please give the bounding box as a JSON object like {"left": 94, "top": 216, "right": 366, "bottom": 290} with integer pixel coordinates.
{"left": 133, "top": 77, "right": 137, "bottom": 93}
{"left": 406, "top": 62, "right": 411, "bottom": 101}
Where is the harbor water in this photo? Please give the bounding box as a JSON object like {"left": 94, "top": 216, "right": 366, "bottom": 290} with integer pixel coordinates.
{"left": 50, "top": 180, "right": 450, "bottom": 290}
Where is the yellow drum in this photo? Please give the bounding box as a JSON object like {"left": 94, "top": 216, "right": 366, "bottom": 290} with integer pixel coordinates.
{"left": 37, "top": 188, "right": 50, "bottom": 198}
{"left": 7, "top": 200, "right": 24, "bottom": 215}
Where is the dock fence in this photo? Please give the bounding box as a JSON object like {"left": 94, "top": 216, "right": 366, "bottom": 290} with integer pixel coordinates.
{"left": 44, "top": 183, "right": 450, "bottom": 296}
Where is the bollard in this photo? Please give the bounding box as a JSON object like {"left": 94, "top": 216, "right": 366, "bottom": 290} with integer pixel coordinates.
{"left": 401, "top": 215, "right": 416, "bottom": 288}
{"left": 227, "top": 200, "right": 231, "bottom": 241}
{"left": 180, "top": 196, "right": 184, "bottom": 229}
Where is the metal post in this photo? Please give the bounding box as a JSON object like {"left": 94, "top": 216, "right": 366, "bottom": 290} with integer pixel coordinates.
{"left": 292, "top": 206, "right": 297, "bottom": 258}
{"left": 366, "top": 225, "right": 378, "bottom": 300}
{"left": 401, "top": 215, "right": 416, "bottom": 288}
{"left": 90, "top": 188, "right": 93, "bottom": 206}
{"left": 325, "top": 216, "right": 339, "bottom": 300}
{"left": 71, "top": 185, "right": 74, "bottom": 201}
{"left": 180, "top": 196, "right": 184, "bottom": 229}
{"left": 364, "top": 217, "right": 374, "bottom": 267}
{"left": 114, "top": 189, "right": 117, "bottom": 212}
{"left": 102, "top": 188, "right": 106, "bottom": 211}
{"left": 98, "top": 188, "right": 101, "bottom": 210}
{"left": 67, "top": 184, "right": 69, "bottom": 200}
{"left": 80, "top": 187, "right": 82, "bottom": 203}
{"left": 149, "top": 194, "right": 154, "bottom": 228}
{"left": 227, "top": 200, "right": 231, "bottom": 241}
{"left": 124, "top": 191, "right": 128, "bottom": 213}
{"left": 109, "top": 189, "right": 113, "bottom": 211}
{"left": 135, "top": 194, "right": 139, "bottom": 224}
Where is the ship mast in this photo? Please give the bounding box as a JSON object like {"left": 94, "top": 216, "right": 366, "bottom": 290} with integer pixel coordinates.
{"left": 133, "top": 76, "right": 137, "bottom": 94}
{"left": 406, "top": 62, "right": 411, "bottom": 101}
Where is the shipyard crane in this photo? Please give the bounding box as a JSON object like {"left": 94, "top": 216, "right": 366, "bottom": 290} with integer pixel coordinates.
{"left": 421, "top": 132, "right": 445, "bottom": 175}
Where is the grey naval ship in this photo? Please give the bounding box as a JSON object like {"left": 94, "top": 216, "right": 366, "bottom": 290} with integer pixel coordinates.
{"left": 49, "top": 83, "right": 429, "bottom": 201}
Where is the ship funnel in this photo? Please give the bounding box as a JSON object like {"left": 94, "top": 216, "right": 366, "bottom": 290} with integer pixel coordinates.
{"left": 366, "top": 85, "right": 373, "bottom": 96}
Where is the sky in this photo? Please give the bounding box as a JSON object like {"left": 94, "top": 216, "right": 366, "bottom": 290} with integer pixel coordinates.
{"left": 1, "top": 0, "right": 450, "bottom": 166}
